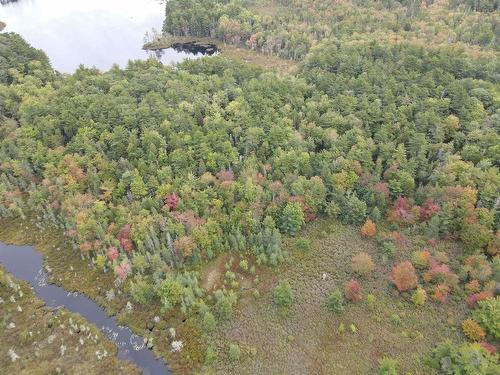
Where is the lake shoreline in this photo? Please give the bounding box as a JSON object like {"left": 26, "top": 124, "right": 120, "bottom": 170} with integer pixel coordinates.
{"left": 0, "top": 217, "right": 204, "bottom": 374}
{"left": 144, "top": 35, "right": 297, "bottom": 74}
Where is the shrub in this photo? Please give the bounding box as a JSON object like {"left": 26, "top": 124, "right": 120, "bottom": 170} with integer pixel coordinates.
{"left": 433, "top": 284, "right": 450, "bottom": 304}
{"left": 345, "top": 279, "right": 361, "bottom": 303}
{"left": 366, "top": 294, "right": 376, "bottom": 310}
{"left": 351, "top": 252, "right": 375, "bottom": 277}
{"left": 462, "top": 318, "right": 486, "bottom": 341}
{"left": 130, "top": 277, "right": 156, "bottom": 305}
{"left": 465, "top": 279, "right": 481, "bottom": 294}
{"left": 390, "top": 261, "right": 418, "bottom": 292}
{"left": 361, "top": 219, "right": 377, "bottom": 237}
{"left": 205, "top": 345, "right": 216, "bottom": 365}
{"left": 479, "top": 342, "right": 497, "bottom": 355}
{"left": 411, "top": 249, "right": 430, "bottom": 269}
{"left": 376, "top": 357, "right": 397, "bottom": 375}
{"left": 473, "top": 297, "right": 500, "bottom": 340}
{"left": 228, "top": 343, "right": 241, "bottom": 362}
{"left": 273, "top": 280, "right": 294, "bottom": 311}
{"left": 463, "top": 255, "right": 492, "bottom": 282}
{"left": 239, "top": 259, "right": 249, "bottom": 272}
{"left": 214, "top": 289, "right": 237, "bottom": 320}
{"left": 412, "top": 287, "right": 427, "bottom": 306}
{"left": 327, "top": 290, "right": 344, "bottom": 314}
{"left": 295, "top": 237, "right": 311, "bottom": 252}
{"left": 381, "top": 241, "right": 396, "bottom": 259}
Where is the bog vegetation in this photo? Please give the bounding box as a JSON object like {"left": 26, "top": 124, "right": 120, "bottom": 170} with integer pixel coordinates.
{"left": 0, "top": 0, "right": 499, "bottom": 373}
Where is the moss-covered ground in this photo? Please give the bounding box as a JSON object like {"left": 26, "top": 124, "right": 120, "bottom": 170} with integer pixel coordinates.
{"left": 0, "top": 266, "right": 139, "bottom": 374}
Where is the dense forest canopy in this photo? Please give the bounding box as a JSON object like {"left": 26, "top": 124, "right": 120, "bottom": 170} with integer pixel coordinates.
{"left": 0, "top": 0, "right": 499, "bottom": 372}
{"left": 164, "top": 0, "right": 500, "bottom": 60}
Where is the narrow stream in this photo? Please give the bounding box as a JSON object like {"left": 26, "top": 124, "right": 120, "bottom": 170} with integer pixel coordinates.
{"left": 0, "top": 242, "right": 171, "bottom": 375}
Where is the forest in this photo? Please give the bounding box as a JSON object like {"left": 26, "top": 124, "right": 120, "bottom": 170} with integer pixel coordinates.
{"left": 0, "top": 0, "right": 499, "bottom": 374}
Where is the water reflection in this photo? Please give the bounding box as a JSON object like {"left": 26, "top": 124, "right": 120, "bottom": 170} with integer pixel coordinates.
{"left": 0, "top": 0, "right": 210, "bottom": 72}
{"left": 0, "top": 242, "right": 171, "bottom": 375}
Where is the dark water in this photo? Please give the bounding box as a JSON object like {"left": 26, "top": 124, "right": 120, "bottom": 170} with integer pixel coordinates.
{"left": 0, "top": 242, "right": 171, "bottom": 375}
{"left": 0, "top": 0, "right": 214, "bottom": 73}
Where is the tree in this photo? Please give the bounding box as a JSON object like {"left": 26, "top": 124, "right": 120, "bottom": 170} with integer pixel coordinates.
{"left": 390, "top": 261, "right": 418, "bottom": 292}
{"left": 202, "top": 310, "right": 217, "bottom": 333}
{"left": 351, "top": 252, "right": 375, "bottom": 277}
{"left": 360, "top": 219, "right": 377, "bottom": 237}
{"left": 327, "top": 290, "right": 344, "bottom": 314}
{"left": 462, "top": 318, "right": 486, "bottom": 341}
{"left": 473, "top": 297, "right": 500, "bottom": 340}
{"left": 280, "top": 202, "right": 305, "bottom": 236}
{"left": 345, "top": 279, "right": 361, "bottom": 303}
{"left": 273, "top": 279, "right": 294, "bottom": 311}
{"left": 158, "top": 276, "right": 184, "bottom": 311}
{"left": 228, "top": 343, "right": 241, "bottom": 361}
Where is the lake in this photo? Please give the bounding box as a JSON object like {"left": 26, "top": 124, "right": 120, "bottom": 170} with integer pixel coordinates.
{"left": 0, "top": 0, "right": 214, "bottom": 73}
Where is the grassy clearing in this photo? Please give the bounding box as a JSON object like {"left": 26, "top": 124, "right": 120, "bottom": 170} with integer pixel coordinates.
{"left": 208, "top": 219, "right": 468, "bottom": 374}
{"left": 144, "top": 36, "right": 297, "bottom": 75}
{"left": 0, "top": 218, "right": 205, "bottom": 374}
{"left": 0, "top": 266, "right": 139, "bottom": 374}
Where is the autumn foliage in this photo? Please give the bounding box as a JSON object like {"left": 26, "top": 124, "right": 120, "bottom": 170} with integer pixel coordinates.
{"left": 107, "top": 246, "right": 119, "bottom": 262}
{"left": 117, "top": 224, "right": 133, "bottom": 254}
{"left": 345, "top": 279, "right": 361, "bottom": 303}
{"left": 360, "top": 219, "right": 377, "bottom": 237}
{"left": 164, "top": 193, "right": 180, "bottom": 211}
{"left": 462, "top": 318, "right": 486, "bottom": 341}
{"left": 390, "top": 261, "right": 418, "bottom": 292}
{"left": 351, "top": 252, "right": 375, "bottom": 277}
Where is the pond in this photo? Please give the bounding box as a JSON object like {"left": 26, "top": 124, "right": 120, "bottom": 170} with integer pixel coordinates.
{"left": 0, "top": 241, "right": 171, "bottom": 374}
{"left": 0, "top": 0, "right": 216, "bottom": 73}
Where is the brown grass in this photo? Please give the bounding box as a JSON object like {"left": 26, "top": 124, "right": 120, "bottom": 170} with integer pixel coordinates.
{"left": 208, "top": 219, "right": 468, "bottom": 374}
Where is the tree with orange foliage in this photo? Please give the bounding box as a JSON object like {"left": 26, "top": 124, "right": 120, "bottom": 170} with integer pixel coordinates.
{"left": 360, "top": 219, "right": 377, "bottom": 237}
{"left": 390, "top": 261, "right": 418, "bottom": 292}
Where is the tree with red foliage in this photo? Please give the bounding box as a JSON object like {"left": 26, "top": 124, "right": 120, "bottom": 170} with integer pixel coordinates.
{"left": 80, "top": 241, "right": 92, "bottom": 255}
{"left": 390, "top": 261, "right": 418, "bottom": 292}
{"left": 419, "top": 199, "right": 440, "bottom": 221}
{"left": 114, "top": 261, "right": 131, "bottom": 282}
{"left": 164, "top": 193, "right": 179, "bottom": 211}
{"left": 107, "top": 246, "right": 119, "bottom": 262}
{"left": 117, "top": 224, "right": 133, "bottom": 254}
{"left": 467, "top": 291, "right": 494, "bottom": 308}
{"left": 345, "top": 279, "right": 361, "bottom": 302}
{"left": 479, "top": 342, "right": 497, "bottom": 355}
{"left": 388, "top": 197, "right": 417, "bottom": 225}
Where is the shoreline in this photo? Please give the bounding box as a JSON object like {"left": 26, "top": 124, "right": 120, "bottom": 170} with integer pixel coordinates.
{"left": 0, "top": 217, "right": 205, "bottom": 374}
{"left": 143, "top": 35, "right": 297, "bottom": 74}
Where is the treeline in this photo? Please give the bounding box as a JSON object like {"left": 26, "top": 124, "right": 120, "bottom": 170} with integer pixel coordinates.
{"left": 163, "top": 0, "right": 499, "bottom": 61}
{"left": 1, "top": 31, "right": 498, "bottom": 284}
